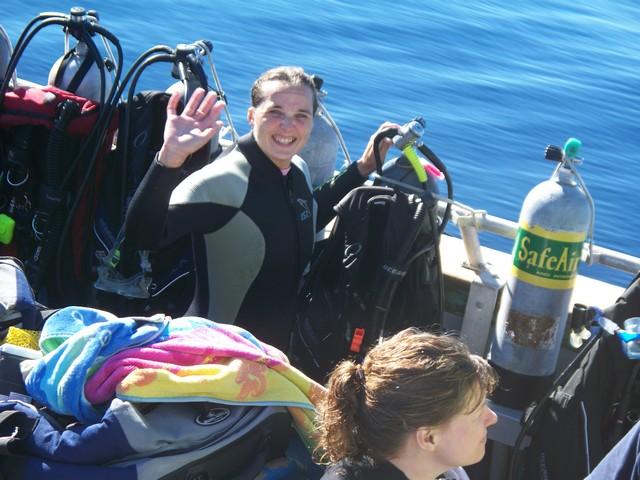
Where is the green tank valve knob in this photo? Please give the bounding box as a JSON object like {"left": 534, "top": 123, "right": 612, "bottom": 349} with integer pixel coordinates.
{"left": 563, "top": 138, "right": 582, "bottom": 160}
{"left": 0, "top": 213, "right": 16, "bottom": 244}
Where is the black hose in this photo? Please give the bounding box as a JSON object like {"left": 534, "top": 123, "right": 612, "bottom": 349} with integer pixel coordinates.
{"left": 111, "top": 46, "right": 174, "bottom": 104}
{"left": 0, "top": 17, "right": 70, "bottom": 103}
{"left": 428, "top": 204, "right": 445, "bottom": 324}
{"left": 372, "top": 128, "right": 399, "bottom": 176}
{"left": 120, "top": 52, "right": 177, "bottom": 214}
{"left": 28, "top": 99, "right": 80, "bottom": 292}
{"left": 418, "top": 143, "right": 452, "bottom": 235}
{"left": 372, "top": 197, "right": 427, "bottom": 339}
{"left": 90, "top": 23, "right": 125, "bottom": 108}
{"left": 98, "top": 46, "right": 176, "bottom": 210}
{"left": 53, "top": 19, "right": 126, "bottom": 293}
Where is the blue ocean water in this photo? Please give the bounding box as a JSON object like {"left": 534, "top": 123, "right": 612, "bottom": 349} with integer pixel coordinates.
{"left": 4, "top": 0, "right": 639, "bottom": 287}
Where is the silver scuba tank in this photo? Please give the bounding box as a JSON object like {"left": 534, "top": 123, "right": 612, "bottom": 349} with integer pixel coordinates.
{"left": 298, "top": 75, "right": 345, "bottom": 188}
{"left": 0, "top": 24, "right": 16, "bottom": 86}
{"left": 48, "top": 41, "right": 113, "bottom": 102}
{"left": 299, "top": 109, "right": 339, "bottom": 188}
{"left": 47, "top": 9, "right": 113, "bottom": 102}
{"left": 489, "top": 138, "right": 593, "bottom": 408}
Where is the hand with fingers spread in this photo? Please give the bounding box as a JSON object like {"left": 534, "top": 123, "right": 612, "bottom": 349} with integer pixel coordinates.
{"left": 356, "top": 121, "right": 401, "bottom": 176}
{"left": 157, "top": 87, "right": 226, "bottom": 168}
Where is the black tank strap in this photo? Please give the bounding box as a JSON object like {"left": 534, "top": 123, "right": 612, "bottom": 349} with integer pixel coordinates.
{"left": 54, "top": 47, "right": 96, "bottom": 94}
{"left": 52, "top": 49, "right": 75, "bottom": 88}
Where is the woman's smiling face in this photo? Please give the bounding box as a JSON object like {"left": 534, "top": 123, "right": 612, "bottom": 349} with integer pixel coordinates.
{"left": 247, "top": 80, "right": 314, "bottom": 168}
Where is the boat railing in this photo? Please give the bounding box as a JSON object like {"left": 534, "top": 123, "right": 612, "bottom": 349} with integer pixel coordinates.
{"left": 439, "top": 198, "right": 640, "bottom": 276}
{"left": 370, "top": 171, "right": 640, "bottom": 275}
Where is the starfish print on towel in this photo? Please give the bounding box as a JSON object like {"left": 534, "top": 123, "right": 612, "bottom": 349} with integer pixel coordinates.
{"left": 235, "top": 361, "right": 268, "bottom": 400}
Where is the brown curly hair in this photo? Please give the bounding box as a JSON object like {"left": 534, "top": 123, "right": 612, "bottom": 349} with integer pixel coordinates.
{"left": 316, "top": 327, "right": 497, "bottom": 463}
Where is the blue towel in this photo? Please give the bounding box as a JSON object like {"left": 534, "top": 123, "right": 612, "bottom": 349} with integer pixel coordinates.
{"left": 25, "top": 306, "right": 168, "bottom": 423}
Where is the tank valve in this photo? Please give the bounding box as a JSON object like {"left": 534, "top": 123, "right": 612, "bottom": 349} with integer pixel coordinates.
{"left": 544, "top": 144, "right": 564, "bottom": 162}
{"left": 393, "top": 117, "right": 425, "bottom": 150}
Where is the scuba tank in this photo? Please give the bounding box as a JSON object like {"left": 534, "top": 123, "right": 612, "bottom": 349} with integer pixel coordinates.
{"left": 0, "top": 24, "right": 16, "bottom": 87}
{"left": 489, "top": 138, "right": 594, "bottom": 409}
{"left": 298, "top": 75, "right": 340, "bottom": 188}
{"left": 47, "top": 8, "right": 115, "bottom": 103}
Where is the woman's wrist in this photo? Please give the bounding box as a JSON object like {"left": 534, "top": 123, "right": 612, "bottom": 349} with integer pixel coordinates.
{"left": 156, "top": 145, "right": 186, "bottom": 169}
{"left": 356, "top": 158, "right": 374, "bottom": 177}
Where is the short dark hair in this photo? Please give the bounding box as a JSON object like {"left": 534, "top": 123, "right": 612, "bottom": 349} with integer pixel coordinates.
{"left": 251, "top": 66, "right": 318, "bottom": 114}
{"left": 317, "top": 328, "right": 497, "bottom": 463}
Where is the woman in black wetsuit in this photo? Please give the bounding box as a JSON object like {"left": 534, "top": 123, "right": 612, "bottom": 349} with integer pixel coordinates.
{"left": 125, "top": 66, "right": 397, "bottom": 351}
{"left": 317, "top": 328, "right": 498, "bottom": 480}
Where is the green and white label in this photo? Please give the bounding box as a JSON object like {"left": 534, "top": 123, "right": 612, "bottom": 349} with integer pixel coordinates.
{"left": 511, "top": 223, "right": 585, "bottom": 289}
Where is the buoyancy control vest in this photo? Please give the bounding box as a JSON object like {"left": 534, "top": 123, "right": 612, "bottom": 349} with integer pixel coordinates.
{"left": 0, "top": 85, "right": 118, "bottom": 306}
{"left": 515, "top": 274, "right": 640, "bottom": 480}
{"left": 0, "top": 8, "right": 123, "bottom": 307}
{"left": 291, "top": 118, "right": 452, "bottom": 381}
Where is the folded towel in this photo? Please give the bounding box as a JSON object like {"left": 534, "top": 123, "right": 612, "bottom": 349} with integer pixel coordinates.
{"left": 85, "top": 317, "right": 325, "bottom": 446}
{"left": 25, "top": 306, "right": 169, "bottom": 422}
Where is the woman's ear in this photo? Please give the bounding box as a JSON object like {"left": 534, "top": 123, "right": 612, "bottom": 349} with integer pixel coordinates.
{"left": 416, "top": 427, "right": 438, "bottom": 452}
{"left": 247, "top": 107, "right": 255, "bottom": 127}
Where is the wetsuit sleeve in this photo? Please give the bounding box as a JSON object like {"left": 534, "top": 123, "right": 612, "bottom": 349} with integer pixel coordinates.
{"left": 124, "top": 158, "right": 236, "bottom": 249}
{"left": 314, "top": 161, "right": 366, "bottom": 230}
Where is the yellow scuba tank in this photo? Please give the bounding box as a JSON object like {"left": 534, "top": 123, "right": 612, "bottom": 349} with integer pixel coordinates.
{"left": 489, "top": 138, "right": 594, "bottom": 409}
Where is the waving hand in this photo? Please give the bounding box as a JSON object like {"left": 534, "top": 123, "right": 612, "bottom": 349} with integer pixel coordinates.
{"left": 157, "top": 87, "right": 226, "bottom": 168}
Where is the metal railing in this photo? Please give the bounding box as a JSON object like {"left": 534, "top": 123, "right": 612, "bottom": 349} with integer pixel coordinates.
{"left": 441, "top": 199, "right": 640, "bottom": 276}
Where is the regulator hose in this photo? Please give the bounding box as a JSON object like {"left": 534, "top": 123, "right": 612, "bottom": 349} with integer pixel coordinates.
{"left": 120, "top": 52, "right": 177, "bottom": 216}
{"left": 28, "top": 99, "right": 80, "bottom": 291}
{"left": 372, "top": 127, "right": 399, "bottom": 176}
{"left": 0, "top": 15, "right": 68, "bottom": 102}
{"left": 54, "top": 18, "right": 125, "bottom": 294}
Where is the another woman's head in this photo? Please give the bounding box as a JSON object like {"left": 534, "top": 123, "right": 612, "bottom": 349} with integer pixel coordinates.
{"left": 317, "top": 328, "right": 498, "bottom": 475}
{"left": 247, "top": 66, "right": 317, "bottom": 168}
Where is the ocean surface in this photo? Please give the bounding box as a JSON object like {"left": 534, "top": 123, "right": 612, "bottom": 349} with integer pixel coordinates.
{"left": 3, "top": 0, "right": 639, "bottom": 288}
